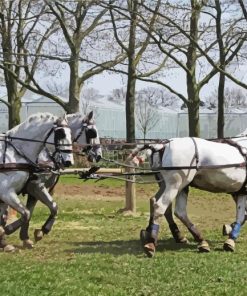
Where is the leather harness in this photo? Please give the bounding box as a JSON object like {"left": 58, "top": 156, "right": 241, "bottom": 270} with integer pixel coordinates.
{"left": 149, "top": 137, "right": 247, "bottom": 194}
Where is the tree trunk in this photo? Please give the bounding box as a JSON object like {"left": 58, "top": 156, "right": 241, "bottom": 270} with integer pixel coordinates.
{"left": 125, "top": 0, "right": 137, "bottom": 143}
{"left": 215, "top": 0, "right": 225, "bottom": 138}
{"left": 5, "top": 70, "right": 21, "bottom": 129}
{"left": 186, "top": 0, "right": 201, "bottom": 137}
{"left": 187, "top": 86, "right": 200, "bottom": 137}
{"left": 8, "top": 95, "right": 21, "bottom": 129}
{"left": 126, "top": 69, "right": 136, "bottom": 143}
{"left": 67, "top": 58, "right": 80, "bottom": 113}
{"left": 217, "top": 71, "right": 225, "bottom": 138}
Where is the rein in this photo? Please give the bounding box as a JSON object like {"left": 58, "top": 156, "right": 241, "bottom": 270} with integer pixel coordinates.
{"left": 1, "top": 135, "right": 72, "bottom": 147}
{"left": 0, "top": 124, "right": 72, "bottom": 172}
{"left": 79, "top": 136, "right": 247, "bottom": 183}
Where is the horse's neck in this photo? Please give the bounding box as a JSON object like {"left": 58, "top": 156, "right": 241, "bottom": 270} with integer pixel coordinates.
{"left": 9, "top": 120, "right": 55, "bottom": 163}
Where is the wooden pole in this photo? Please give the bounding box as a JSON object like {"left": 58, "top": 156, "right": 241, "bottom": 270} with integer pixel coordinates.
{"left": 124, "top": 151, "right": 136, "bottom": 213}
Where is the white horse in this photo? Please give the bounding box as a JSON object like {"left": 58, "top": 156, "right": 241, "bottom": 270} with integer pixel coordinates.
{"left": 128, "top": 137, "right": 247, "bottom": 257}
{"left": 0, "top": 111, "right": 102, "bottom": 250}
{"left": 0, "top": 113, "right": 74, "bottom": 251}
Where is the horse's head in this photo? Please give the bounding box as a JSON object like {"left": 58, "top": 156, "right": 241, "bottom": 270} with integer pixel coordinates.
{"left": 45, "top": 116, "right": 74, "bottom": 168}
{"left": 72, "top": 111, "right": 102, "bottom": 163}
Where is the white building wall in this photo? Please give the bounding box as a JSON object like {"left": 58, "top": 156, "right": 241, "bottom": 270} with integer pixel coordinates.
{"left": 1, "top": 100, "right": 247, "bottom": 139}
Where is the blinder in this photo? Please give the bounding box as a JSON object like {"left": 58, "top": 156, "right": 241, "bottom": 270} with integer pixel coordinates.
{"left": 73, "top": 121, "right": 97, "bottom": 144}
{"left": 54, "top": 127, "right": 66, "bottom": 145}
{"left": 73, "top": 117, "right": 101, "bottom": 163}
{"left": 43, "top": 121, "right": 73, "bottom": 168}
{"left": 86, "top": 127, "right": 97, "bottom": 142}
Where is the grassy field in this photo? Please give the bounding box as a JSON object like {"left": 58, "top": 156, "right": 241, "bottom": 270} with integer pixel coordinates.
{"left": 1, "top": 176, "right": 247, "bottom": 296}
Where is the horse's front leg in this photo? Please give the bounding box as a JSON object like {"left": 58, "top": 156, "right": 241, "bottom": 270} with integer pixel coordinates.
{"left": 156, "top": 173, "right": 186, "bottom": 243}
{"left": 223, "top": 194, "right": 246, "bottom": 252}
{"left": 29, "top": 183, "right": 58, "bottom": 243}
{"left": 140, "top": 175, "right": 186, "bottom": 246}
{"left": 174, "top": 189, "right": 210, "bottom": 252}
{"left": 19, "top": 194, "right": 38, "bottom": 249}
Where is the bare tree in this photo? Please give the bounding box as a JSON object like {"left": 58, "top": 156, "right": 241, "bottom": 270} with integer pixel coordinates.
{"left": 42, "top": 0, "right": 128, "bottom": 113}
{"left": 104, "top": 0, "right": 162, "bottom": 142}
{"left": 80, "top": 87, "right": 102, "bottom": 116}
{"left": 0, "top": 1, "right": 127, "bottom": 118}
{"left": 137, "top": 0, "right": 246, "bottom": 137}
{"left": 136, "top": 90, "right": 159, "bottom": 141}
{"left": 107, "top": 87, "right": 126, "bottom": 103}
{"left": 0, "top": 0, "right": 57, "bottom": 128}
{"left": 206, "top": 86, "right": 247, "bottom": 110}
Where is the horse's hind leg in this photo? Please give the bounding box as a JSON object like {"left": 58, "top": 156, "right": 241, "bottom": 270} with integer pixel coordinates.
{"left": 174, "top": 190, "right": 210, "bottom": 252}
{"left": 224, "top": 194, "right": 246, "bottom": 252}
{"left": 164, "top": 204, "right": 187, "bottom": 243}
{"left": 1, "top": 191, "right": 30, "bottom": 238}
{"left": 0, "top": 203, "right": 15, "bottom": 252}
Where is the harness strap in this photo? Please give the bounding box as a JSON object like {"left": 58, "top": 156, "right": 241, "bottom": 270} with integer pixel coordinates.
{"left": 156, "top": 162, "right": 246, "bottom": 170}
{"left": 191, "top": 137, "right": 199, "bottom": 169}
{"left": 0, "top": 163, "right": 54, "bottom": 171}
{"left": 0, "top": 163, "right": 32, "bottom": 171}
{"left": 5, "top": 140, "right": 39, "bottom": 168}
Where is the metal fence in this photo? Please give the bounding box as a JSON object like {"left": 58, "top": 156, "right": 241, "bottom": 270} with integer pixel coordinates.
{"left": 1, "top": 101, "right": 247, "bottom": 139}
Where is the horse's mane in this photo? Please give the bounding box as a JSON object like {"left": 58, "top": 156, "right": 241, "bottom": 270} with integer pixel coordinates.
{"left": 7, "top": 112, "right": 58, "bottom": 135}
{"left": 66, "top": 112, "right": 95, "bottom": 124}
{"left": 66, "top": 113, "right": 84, "bottom": 120}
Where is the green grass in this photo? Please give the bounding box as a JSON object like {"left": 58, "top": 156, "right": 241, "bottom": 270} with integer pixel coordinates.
{"left": 1, "top": 179, "right": 247, "bottom": 296}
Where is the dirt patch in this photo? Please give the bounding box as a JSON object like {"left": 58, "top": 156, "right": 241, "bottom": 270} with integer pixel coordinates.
{"left": 54, "top": 183, "right": 124, "bottom": 199}
{"left": 54, "top": 183, "right": 153, "bottom": 200}
{"left": 54, "top": 183, "right": 236, "bottom": 227}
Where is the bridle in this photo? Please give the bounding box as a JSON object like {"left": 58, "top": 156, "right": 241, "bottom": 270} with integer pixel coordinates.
{"left": 73, "top": 120, "right": 98, "bottom": 146}
{"left": 42, "top": 122, "right": 73, "bottom": 169}
{"left": 1, "top": 121, "right": 73, "bottom": 170}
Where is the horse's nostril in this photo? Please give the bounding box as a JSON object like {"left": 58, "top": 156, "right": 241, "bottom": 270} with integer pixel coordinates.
{"left": 96, "top": 155, "right": 101, "bottom": 162}
{"left": 64, "top": 161, "right": 72, "bottom": 167}
{"left": 87, "top": 155, "right": 94, "bottom": 162}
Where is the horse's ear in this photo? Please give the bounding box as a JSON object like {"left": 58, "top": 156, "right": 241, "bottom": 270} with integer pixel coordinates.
{"left": 62, "top": 113, "right": 68, "bottom": 123}
{"left": 87, "top": 111, "right": 93, "bottom": 121}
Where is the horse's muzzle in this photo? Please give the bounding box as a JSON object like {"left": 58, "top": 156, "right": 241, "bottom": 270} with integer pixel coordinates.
{"left": 64, "top": 160, "right": 72, "bottom": 167}
{"left": 95, "top": 155, "right": 101, "bottom": 162}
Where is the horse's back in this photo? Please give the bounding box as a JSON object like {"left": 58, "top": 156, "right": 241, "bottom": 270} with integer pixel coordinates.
{"left": 162, "top": 137, "right": 246, "bottom": 193}
{"left": 163, "top": 137, "right": 245, "bottom": 166}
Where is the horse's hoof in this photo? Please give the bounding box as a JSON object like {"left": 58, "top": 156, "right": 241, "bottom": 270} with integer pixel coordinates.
{"left": 198, "top": 240, "right": 210, "bottom": 252}
{"left": 176, "top": 237, "right": 188, "bottom": 244}
{"left": 3, "top": 244, "right": 16, "bottom": 252}
{"left": 23, "top": 239, "right": 34, "bottom": 249}
{"left": 140, "top": 229, "right": 150, "bottom": 245}
{"left": 0, "top": 226, "right": 5, "bottom": 236}
{"left": 34, "top": 229, "right": 43, "bottom": 242}
{"left": 144, "top": 242, "right": 156, "bottom": 258}
{"left": 223, "top": 239, "right": 235, "bottom": 252}
{"left": 222, "top": 224, "right": 232, "bottom": 236}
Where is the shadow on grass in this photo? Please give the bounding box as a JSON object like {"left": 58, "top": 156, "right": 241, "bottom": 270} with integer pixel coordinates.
{"left": 65, "top": 238, "right": 197, "bottom": 256}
